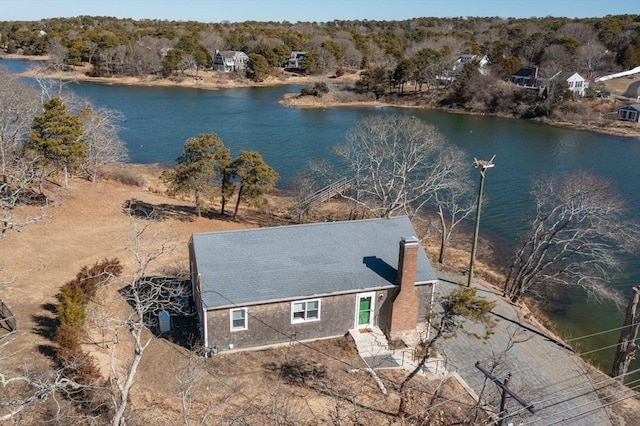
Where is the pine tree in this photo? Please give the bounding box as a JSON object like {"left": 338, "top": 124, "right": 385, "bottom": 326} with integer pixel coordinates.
{"left": 26, "top": 97, "right": 85, "bottom": 188}
{"left": 231, "top": 150, "right": 278, "bottom": 219}
{"left": 161, "top": 133, "right": 230, "bottom": 217}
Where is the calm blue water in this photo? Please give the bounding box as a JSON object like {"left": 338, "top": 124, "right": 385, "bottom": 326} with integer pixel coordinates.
{"left": 5, "top": 58, "right": 640, "bottom": 374}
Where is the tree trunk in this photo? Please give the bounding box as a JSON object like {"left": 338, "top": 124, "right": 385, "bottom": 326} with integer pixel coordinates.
{"left": 438, "top": 205, "right": 447, "bottom": 264}
{"left": 63, "top": 164, "right": 69, "bottom": 188}
{"left": 220, "top": 195, "right": 227, "bottom": 216}
{"left": 611, "top": 285, "right": 640, "bottom": 382}
{"left": 233, "top": 185, "right": 243, "bottom": 220}
{"left": 111, "top": 330, "right": 148, "bottom": 426}
{"left": 194, "top": 192, "right": 201, "bottom": 217}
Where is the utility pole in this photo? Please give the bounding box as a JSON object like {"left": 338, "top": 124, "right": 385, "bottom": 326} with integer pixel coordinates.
{"left": 611, "top": 285, "right": 640, "bottom": 382}
{"left": 467, "top": 156, "right": 495, "bottom": 287}
{"left": 475, "top": 361, "right": 534, "bottom": 425}
{"left": 498, "top": 374, "right": 511, "bottom": 426}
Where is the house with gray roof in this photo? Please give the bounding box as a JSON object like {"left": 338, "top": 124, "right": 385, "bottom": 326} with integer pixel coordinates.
{"left": 617, "top": 104, "right": 640, "bottom": 122}
{"left": 510, "top": 67, "right": 551, "bottom": 88}
{"left": 189, "top": 216, "right": 438, "bottom": 353}
{"left": 213, "top": 50, "right": 249, "bottom": 72}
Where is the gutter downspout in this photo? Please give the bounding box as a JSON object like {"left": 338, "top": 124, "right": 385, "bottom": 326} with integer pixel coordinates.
{"left": 202, "top": 300, "right": 209, "bottom": 351}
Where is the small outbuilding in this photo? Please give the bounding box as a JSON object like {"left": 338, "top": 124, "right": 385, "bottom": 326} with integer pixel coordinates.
{"left": 189, "top": 216, "right": 438, "bottom": 353}
{"left": 617, "top": 104, "right": 640, "bottom": 122}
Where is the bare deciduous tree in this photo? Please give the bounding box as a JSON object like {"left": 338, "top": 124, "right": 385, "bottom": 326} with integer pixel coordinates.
{"left": 503, "top": 173, "right": 638, "bottom": 305}
{"left": 78, "top": 105, "right": 128, "bottom": 182}
{"left": 433, "top": 182, "right": 475, "bottom": 264}
{"left": 94, "top": 221, "right": 187, "bottom": 425}
{"left": 0, "top": 68, "right": 41, "bottom": 181}
{"left": 0, "top": 69, "right": 49, "bottom": 238}
{"left": 173, "top": 347, "right": 207, "bottom": 426}
{"left": 335, "top": 114, "right": 468, "bottom": 219}
{"left": 0, "top": 156, "right": 49, "bottom": 238}
{"left": 0, "top": 344, "right": 86, "bottom": 423}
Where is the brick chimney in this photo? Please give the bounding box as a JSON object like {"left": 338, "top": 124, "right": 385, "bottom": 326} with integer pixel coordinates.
{"left": 389, "top": 236, "right": 420, "bottom": 334}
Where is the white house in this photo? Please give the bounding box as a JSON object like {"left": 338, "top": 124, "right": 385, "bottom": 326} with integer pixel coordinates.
{"left": 453, "top": 54, "right": 490, "bottom": 74}
{"left": 565, "top": 73, "right": 589, "bottom": 97}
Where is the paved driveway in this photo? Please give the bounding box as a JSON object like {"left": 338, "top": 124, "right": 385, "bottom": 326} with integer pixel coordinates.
{"left": 434, "top": 274, "right": 611, "bottom": 425}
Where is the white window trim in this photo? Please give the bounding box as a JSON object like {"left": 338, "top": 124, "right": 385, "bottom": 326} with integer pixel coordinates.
{"left": 355, "top": 292, "right": 376, "bottom": 329}
{"left": 291, "top": 299, "right": 321, "bottom": 324}
{"left": 230, "top": 307, "right": 248, "bottom": 331}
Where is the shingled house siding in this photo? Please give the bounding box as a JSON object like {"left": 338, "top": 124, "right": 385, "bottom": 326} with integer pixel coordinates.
{"left": 206, "top": 293, "right": 360, "bottom": 351}
{"left": 205, "top": 283, "right": 433, "bottom": 352}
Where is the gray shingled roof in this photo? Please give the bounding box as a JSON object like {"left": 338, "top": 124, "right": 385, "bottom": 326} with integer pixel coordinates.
{"left": 619, "top": 104, "right": 640, "bottom": 112}
{"left": 191, "top": 216, "right": 437, "bottom": 310}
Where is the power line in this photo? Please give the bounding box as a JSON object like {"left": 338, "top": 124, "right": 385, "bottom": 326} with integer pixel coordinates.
{"left": 577, "top": 336, "right": 640, "bottom": 357}
{"left": 565, "top": 321, "right": 640, "bottom": 343}
{"left": 519, "top": 380, "right": 640, "bottom": 426}
{"left": 495, "top": 367, "right": 640, "bottom": 425}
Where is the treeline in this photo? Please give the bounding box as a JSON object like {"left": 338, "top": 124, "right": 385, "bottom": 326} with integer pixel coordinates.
{"left": 1, "top": 14, "right": 639, "bottom": 80}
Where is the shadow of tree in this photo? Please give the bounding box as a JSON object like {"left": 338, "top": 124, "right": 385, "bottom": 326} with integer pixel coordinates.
{"left": 32, "top": 303, "right": 59, "bottom": 360}
{"left": 37, "top": 344, "right": 58, "bottom": 361}
{"left": 31, "top": 303, "right": 58, "bottom": 340}
{"left": 123, "top": 198, "right": 241, "bottom": 223}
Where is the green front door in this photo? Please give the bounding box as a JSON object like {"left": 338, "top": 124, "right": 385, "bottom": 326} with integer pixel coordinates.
{"left": 356, "top": 293, "right": 374, "bottom": 328}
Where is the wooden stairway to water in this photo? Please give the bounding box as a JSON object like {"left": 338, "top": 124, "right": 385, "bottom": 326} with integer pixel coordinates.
{"left": 287, "top": 177, "right": 352, "bottom": 219}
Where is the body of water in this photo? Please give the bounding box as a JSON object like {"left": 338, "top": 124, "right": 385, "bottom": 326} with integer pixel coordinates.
{"left": 4, "top": 58, "right": 640, "bottom": 374}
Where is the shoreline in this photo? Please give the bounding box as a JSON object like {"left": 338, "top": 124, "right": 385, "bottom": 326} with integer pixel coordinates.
{"left": 4, "top": 54, "right": 328, "bottom": 91}
{"left": 4, "top": 54, "right": 639, "bottom": 139}
{"left": 280, "top": 93, "right": 640, "bottom": 139}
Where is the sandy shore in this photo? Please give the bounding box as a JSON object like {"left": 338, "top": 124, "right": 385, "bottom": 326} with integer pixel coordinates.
{"left": 5, "top": 55, "right": 324, "bottom": 91}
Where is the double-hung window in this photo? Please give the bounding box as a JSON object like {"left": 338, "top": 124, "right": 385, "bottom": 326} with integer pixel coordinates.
{"left": 291, "top": 299, "right": 320, "bottom": 323}
{"left": 230, "top": 308, "right": 247, "bottom": 331}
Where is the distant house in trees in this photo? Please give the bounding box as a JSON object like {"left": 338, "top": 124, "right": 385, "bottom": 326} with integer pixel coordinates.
{"left": 617, "top": 104, "right": 640, "bottom": 122}
{"left": 213, "top": 50, "right": 249, "bottom": 72}
{"left": 189, "top": 216, "right": 437, "bottom": 353}
{"left": 511, "top": 68, "right": 590, "bottom": 97}
{"left": 437, "top": 54, "right": 490, "bottom": 83}
{"left": 286, "top": 51, "right": 307, "bottom": 69}
{"left": 565, "top": 72, "right": 589, "bottom": 97}
{"left": 510, "top": 67, "right": 552, "bottom": 88}
{"left": 453, "top": 54, "right": 490, "bottom": 74}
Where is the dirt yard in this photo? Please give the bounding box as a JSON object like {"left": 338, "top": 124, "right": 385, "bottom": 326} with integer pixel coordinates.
{"left": 1, "top": 165, "right": 486, "bottom": 424}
